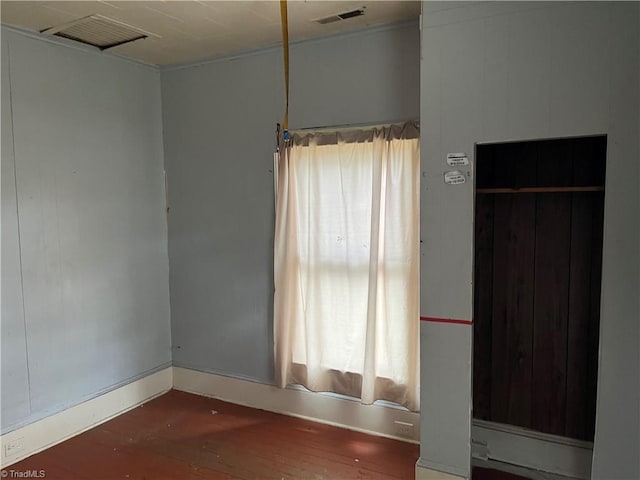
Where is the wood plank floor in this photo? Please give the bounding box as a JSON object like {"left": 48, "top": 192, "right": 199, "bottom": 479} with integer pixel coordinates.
{"left": 8, "top": 390, "right": 419, "bottom": 479}
{"left": 7, "top": 389, "right": 527, "bottom": 479}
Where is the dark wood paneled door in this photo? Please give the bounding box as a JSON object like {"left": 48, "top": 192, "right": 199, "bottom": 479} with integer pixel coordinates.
{"left": 472, "top": 136, "right": 605, "bottom": 441}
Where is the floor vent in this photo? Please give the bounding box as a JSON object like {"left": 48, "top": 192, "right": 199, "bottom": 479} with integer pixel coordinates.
{"left": 41, "top": 15, "right": 151, "bottom": 50}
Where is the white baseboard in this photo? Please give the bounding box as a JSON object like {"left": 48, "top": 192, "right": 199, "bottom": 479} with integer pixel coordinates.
{"left": 471, "top": 420, "right": 592, "bottom": 479}
{"left": 172, "top": 366, "right": 420, "bottom": 444}
{"left": 0, "top": 367, "right": 173, "bottom": 468}
{"left": 416, "top": 460, "right": 467, "bottom": 480}
{"left": 1, "top": 366, "right": 416, "bottom": 470}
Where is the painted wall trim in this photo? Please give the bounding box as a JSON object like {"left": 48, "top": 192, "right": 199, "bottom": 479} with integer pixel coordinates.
{"left": 170, "top": 362, "right": 269, "bottom": 386}
{"left": 471, "top": 421, "right": 592, "bottom": 479}
{"left": 416, "top": 458, "right": 468, "bottom": 479}
{"left": 472, "top": 419, "right": 593, "bottom": 449}
{"left": 172, "top": 366, "right": 420, "bottom": 444}
{"left": 161, "top": 18, "right": 418, "bottom": 72}
{"left": 0, "top": 367, "right": 173, "bottom": 468}
{"left": 1, "top": 362, "right": 172, "bottom": 435}
{"left": 0, "top": 24, "right": 160, "bottom": 71}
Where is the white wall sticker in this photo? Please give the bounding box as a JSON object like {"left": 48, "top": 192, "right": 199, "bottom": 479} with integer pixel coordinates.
{"left": 446, "top": 153, "right": 469, "bottom": 166}
{"left": 444, "top": 170, "right": 466, "bottom": 185}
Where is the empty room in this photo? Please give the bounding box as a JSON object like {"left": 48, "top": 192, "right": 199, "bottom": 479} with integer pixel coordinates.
{"left": 1, "top": 1, "right": 638, "bottom": 479}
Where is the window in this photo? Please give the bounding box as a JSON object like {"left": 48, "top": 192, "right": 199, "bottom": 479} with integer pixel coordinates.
{"left": 274, "top": 122, "right": 420, "bottom": 411}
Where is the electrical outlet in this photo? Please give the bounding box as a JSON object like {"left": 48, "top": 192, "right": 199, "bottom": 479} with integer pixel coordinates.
{"left": 394, "top": 421, "right": 414, "bottom": 438}
{"left": 4, "top": 438, "right": 24, "bottom": 457}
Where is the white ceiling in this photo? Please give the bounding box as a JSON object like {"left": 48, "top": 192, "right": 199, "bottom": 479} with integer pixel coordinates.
{"left": 0, "top": 1, "right": 422, "bottom": 66}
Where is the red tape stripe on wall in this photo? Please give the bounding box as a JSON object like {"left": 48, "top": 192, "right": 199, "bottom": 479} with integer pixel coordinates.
{"left": 420, "top": 316, "right": 473, "bottom": 326}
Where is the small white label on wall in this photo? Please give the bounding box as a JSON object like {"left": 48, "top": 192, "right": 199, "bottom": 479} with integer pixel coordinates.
{"left": 447, "top": 153, "right": 469, "bottom": 166}
{"left": 444, "top": 170, "right": 466, "bottom": 185}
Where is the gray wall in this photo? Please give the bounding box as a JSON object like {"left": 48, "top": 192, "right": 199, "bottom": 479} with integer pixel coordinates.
{"left": 419, "top": 2, "right": 639, "bottom": 479}
{"left": 1, "top": 28, "right": 30, "bottom": 430}
{"left": 161, "top": 22, "right": 420, "bottom": 383}
{"left": 1, "top": 28, "right": 172, "bottom": 433}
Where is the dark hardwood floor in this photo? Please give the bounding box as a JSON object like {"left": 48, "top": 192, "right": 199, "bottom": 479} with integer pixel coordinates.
{"left": 8, "top": 390, "right": 418, "bottom": 479}
{"left": 7, "top": 389, "right": 527, "bottom": 479}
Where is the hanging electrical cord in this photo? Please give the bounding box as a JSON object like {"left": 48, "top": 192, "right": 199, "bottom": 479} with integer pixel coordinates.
{"left": 280, "top": 0, "right": 290, "bottom": 142}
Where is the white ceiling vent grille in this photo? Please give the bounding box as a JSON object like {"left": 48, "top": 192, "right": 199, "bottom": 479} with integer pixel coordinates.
{"left": 41, "top": 15, "right": 152, "bottom": 50}
{"left": 315, "top": 8, "right": 365, "bottom": 25}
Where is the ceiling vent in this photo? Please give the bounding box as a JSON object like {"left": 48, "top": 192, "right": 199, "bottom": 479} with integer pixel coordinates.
{"left": 315, "top": 8, "right": 365, "bottom": 25}
{"left": 41, "top": 15, "right": 151, "bottom": 50}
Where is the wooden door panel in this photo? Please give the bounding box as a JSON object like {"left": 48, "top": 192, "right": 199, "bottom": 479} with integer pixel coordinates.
{"left": 491, "top": 193, "right": 535, "bottom": 428}
{"left": 473, "top": 136, "right": 605, "bottom": 441}
{"left": 473, "top": 194, "right": 494, "bottom": 421}
{"left": 565, "top": 192, "right": 593, "bottom": 439}
{"left": 532, "top": 192, "right": 571, "bottom": 436}
{"left": 586, "top": 193, "right": 604, "bottom": 440}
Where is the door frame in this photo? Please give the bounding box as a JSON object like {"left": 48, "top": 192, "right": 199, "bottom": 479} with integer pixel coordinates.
{"left": 470, "top": 136, "right": 606, "bottom": 479}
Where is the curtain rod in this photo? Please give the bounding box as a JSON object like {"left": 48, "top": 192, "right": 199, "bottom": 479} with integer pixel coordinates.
{"left": 289, "top": 119, "right": 420, "bottom": 134}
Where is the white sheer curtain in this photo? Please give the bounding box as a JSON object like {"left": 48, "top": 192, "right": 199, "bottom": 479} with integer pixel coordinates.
{"left": 274, "top": 122, "right": 420, "bottom": 411}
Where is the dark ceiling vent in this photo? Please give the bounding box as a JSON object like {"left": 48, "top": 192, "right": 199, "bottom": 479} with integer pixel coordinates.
{"left": 41, "top": 15, "right": 151, "bottom": 50}
{"left": 338, "top": 9, "right": 365, "bottom": 20}
{"left": 315, "top": 8, "right": 365, "bottom": 25}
